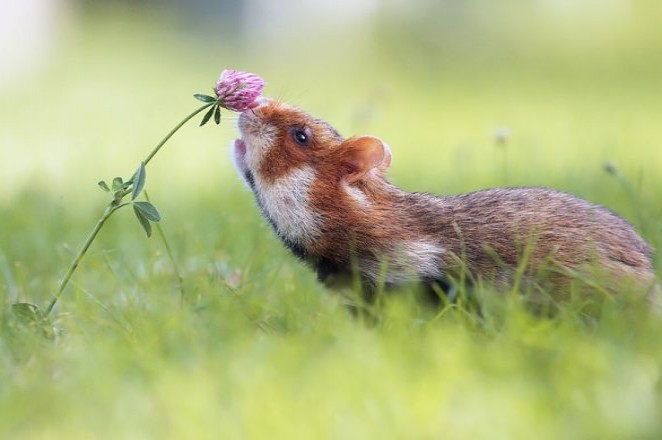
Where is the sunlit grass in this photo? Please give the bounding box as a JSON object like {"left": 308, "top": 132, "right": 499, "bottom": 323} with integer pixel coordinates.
{"left": 1, "top": 6, "right": 662, "bottom": 438}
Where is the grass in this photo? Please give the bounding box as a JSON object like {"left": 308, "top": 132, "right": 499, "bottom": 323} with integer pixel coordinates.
{"left": 1, "top": 6, "right": 662, "bottom": 438}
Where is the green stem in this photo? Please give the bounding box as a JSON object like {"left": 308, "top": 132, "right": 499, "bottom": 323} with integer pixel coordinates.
{"left": 144, "top": 190, "right": 186, "bottom": 305}
{"left": 143, "top": 102, "right": 214, "bottom": 166}
{"left": 46, "top": 202, "right": 130, "bottom": 316}
{"left": 45, "top": 102, "right": 214, "bottom": 316}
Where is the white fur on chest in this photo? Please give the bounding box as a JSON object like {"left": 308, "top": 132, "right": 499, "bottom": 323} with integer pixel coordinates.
{"left": 254, "top": 166, "right": 321, "bottom": 245}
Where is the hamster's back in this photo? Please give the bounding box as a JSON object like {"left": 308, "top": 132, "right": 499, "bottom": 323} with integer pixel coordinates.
{"left": 402, "top": 187, "right": 655, "bottom": 294}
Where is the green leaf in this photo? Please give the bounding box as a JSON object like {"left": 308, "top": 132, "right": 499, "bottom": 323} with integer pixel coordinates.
{"left": 134, "top": 201, "right": 161, "bottom": 222}
{"left": 133, "top": 205, "right": 152, "bottom": 237}
{"left": 131, "top": 162, "right": 146, "bottom": 200}
{"left": 112, "top": 176, "right": 124, "bottom": 191}
{"left": 193, "top": 93, "right": 217, "bottom": 103}
{"left": 214, "top": 105, "right": 221, "bottom": 125}
{"left": 200, "top": 105, "right": 216, "bottom": 126}
{"left": 98, "top": 180, "right": 110, "bottom": 192}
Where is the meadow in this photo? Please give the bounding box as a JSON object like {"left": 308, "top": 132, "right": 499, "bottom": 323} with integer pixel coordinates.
{"left": 1, "top": 4, "right": 662, "bottom": 438}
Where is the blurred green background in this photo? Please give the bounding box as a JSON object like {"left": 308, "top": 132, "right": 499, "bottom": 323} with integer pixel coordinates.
{"left": 1, "top": 1, "right": 662, "bottom": 438}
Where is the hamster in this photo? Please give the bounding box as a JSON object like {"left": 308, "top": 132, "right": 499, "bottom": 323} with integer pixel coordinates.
{"left": 232, "top": 97, "right": 658, "bottom": 306}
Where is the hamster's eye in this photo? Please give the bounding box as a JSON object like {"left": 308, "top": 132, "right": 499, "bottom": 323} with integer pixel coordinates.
{"left": 291, "top": 127, "right": 311, "bottom": 147}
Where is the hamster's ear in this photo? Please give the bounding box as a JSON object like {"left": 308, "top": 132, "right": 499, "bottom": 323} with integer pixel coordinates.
{"left": 341, "top": 136, "right": 391, "bottom": 184}
{"left": 378, "top": 142, "right": 392, "bottom": 172}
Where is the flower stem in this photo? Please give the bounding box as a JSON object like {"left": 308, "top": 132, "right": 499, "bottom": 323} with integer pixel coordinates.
{"left": 45, "top": 202, "right": 130, "bottom": 316}
{"left": 143, "top": 102, "right": 214, "bottom": 166}
{"left": 45, "top": 102, "right": 214, "bottom": 316}
{"left": 144, "top": 190, "right": 186, "bottom": 305}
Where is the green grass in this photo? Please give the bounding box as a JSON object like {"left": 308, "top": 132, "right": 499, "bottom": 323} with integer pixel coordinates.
{"left": 1, "top": 6, "right": 662, "bottom": 438}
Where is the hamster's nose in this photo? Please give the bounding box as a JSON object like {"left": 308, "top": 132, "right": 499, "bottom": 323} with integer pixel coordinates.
{"left": 249, "top": 96, "right": 272, "bottom": 110}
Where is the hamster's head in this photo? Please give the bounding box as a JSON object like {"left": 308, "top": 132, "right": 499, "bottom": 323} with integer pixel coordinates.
{"left": 233, "top": 97, "right": 392, "bottom": 189}
{"left": 232, "top": 97, "right": 393, "bottom": 251}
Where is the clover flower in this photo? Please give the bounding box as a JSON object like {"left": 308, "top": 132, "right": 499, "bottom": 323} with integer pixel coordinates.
{"left": 195, "top": 69, "right": 265, "bottom": 125}
{"left": 215, "top": 69, "right": 265, "bottom": 112}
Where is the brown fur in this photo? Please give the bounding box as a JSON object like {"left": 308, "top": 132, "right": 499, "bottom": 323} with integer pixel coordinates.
{"left": 235, "top": 98, "right": 658, "bottom": 307}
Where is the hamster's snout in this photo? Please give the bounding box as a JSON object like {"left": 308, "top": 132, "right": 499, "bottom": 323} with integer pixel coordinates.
{"left": 250, "top": 96, "right": 271, "bottom": 109}
{"left": 237, "top": 98, "right": 269, "bottom": 135}
{"left": 238, "top": 97, "right": 272, "bottom": 130}
{"left": 234, "top": 97, "right": 279, "bottom": 174}
{"left": 237, "top": 97, "right": 277, "bottom": 143}
{"left": 237, "top": 109, "right": 257, "bottom": 140}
